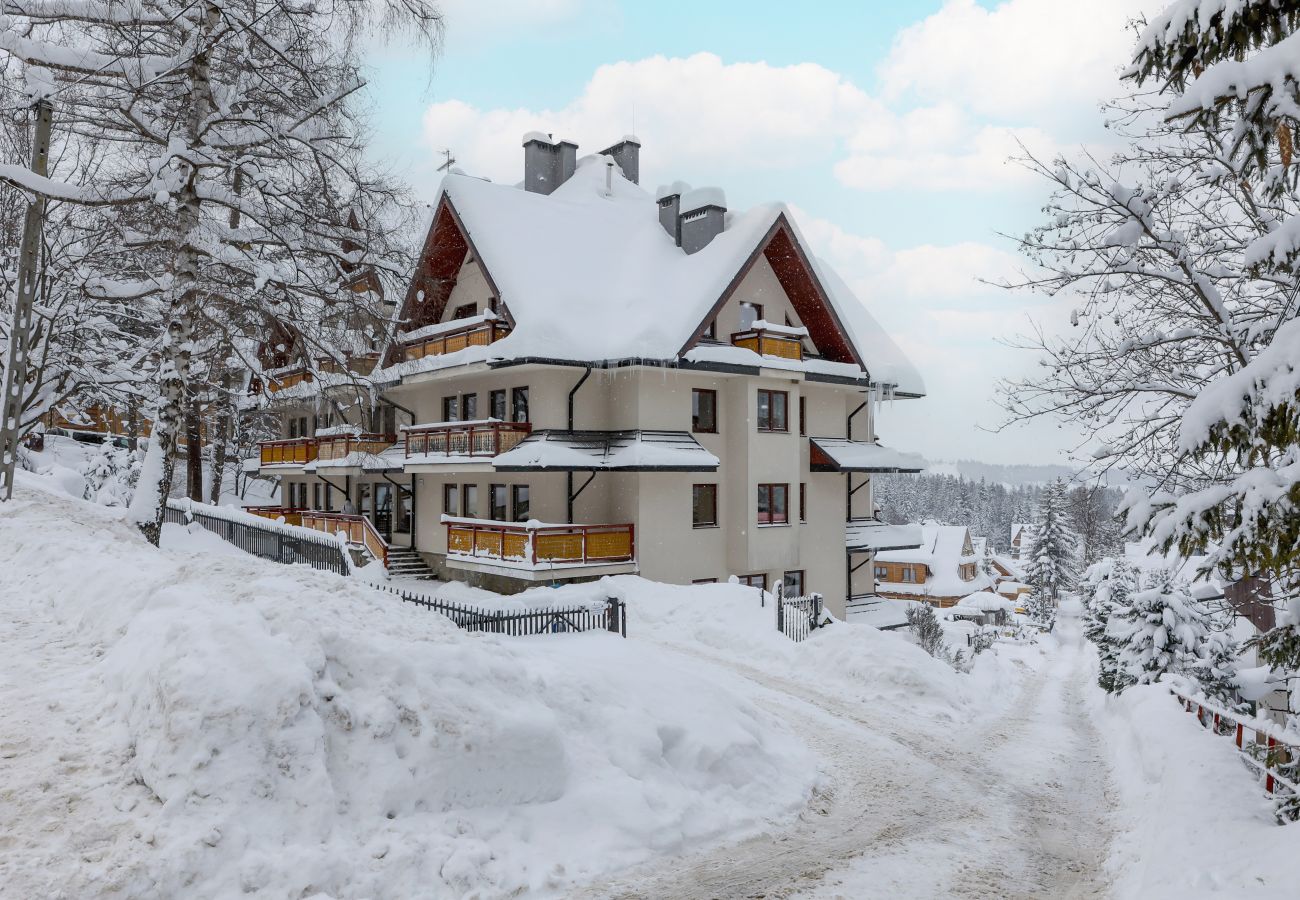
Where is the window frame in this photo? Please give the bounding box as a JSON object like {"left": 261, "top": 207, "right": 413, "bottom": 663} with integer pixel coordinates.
{"left": 489, "top": 389, "right": 507, "bottom": 422}
{"left": 756, "top": 389, "right": 789, "bottom": 433}
{"left": 692, "top": 577, "right": 718, "bottom": 585}
{"left": 738, "top": 573, "right": 767, "bottom": 590}
{"left": 757, "top": 483, "right": 789, "bottom": 525}
{"left": 441, "top": 395, "right": 458, "bottom": 422}
{"left": 799, "top": 482, "right": 807, "bottom": 522}
{"left": 443, "top": 483, "right": 459, "bottom": 516}
{"left": 692, "top": 483, "right": 718, "bottom": 528}
{"left": 511, "top": 386, "right": 530, "bottom": 423}
{"left": 489, "top": 483, "right": 507, "bottom": 521}
{"left": 739, "top": 301, "right": 763, "bottom": 331}
{"left": 511, "top": 484, "right": 530, "bottom": 522}
{"left": 799, "top": 396, "right": 807, "bottom": 436}
{"left": 452, "top": 302, "right": 477, "bottom": 320}
{"left": 691, "top": 388, "right": 718, "bottom": 434}
{"left": 460, "top": 392, "right": 478, "bottom": 421}
{"left": 874, "top": 565, "right": 888, "bottom": 580}
{"left": 782, "top": 570, "right": 804, "bottom": 598}
{"left": 461, "top": 483, "right": 478, "bottom": 518}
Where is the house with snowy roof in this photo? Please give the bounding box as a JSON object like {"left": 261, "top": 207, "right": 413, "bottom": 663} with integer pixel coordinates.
{"left": 873, "top": 524, "right": 993, "bottom": 608}
{"left": 1009, "top": 523, "right": 1035, "bottom": 560}
{"left": 247, "top": 134, "right": 925, "bottom": 615}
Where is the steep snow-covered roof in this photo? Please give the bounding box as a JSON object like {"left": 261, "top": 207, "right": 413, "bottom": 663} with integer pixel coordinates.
{"left": 415, "top": 158, "right": 922, "bottom": 392}
{"left": 876, "top": 524, "right": 992, "bottom": 598}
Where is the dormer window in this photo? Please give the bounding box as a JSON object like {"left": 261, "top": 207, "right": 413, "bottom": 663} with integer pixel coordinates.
{"left": 452, "top": 302, "right": 476, "bottom": 320}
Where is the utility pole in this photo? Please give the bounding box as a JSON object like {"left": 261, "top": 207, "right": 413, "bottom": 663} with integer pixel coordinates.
{"left": 0, "top": 98, "right": 54, "bottom": 500}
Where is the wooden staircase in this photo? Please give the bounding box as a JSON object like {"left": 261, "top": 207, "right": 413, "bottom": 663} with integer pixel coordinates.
{"left": 385, "top": 546, "right": 436, "bottom": 580}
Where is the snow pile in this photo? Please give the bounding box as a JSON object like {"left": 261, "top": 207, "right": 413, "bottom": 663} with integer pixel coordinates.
{"left": 1093, "top": 682, "right": 1297, "bottom": 897}
{"left": 0, "top": 489, "right": 815, "bottom": 898}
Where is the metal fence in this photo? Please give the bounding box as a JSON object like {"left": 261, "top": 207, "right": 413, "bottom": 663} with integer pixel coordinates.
{"left": 163, "top": 501, "right": 350, "bottom": 575}
{"left": 776, "top": 585, "right": 823, "bottom": 642}
{"left": 376, "top": 584, "right": 627, "bottom": 637}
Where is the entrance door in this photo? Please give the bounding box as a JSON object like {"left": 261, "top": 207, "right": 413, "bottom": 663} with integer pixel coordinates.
{"left": 373, "top": 483, "right": 393, "bottom": 541}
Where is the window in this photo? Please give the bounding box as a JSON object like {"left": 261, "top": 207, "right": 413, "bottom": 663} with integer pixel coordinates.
{"left": 703, "top": 319, "right": 717, "bottom": 340}
{"left": 443, "top": 483, "right": 459, "bottom": 516}
{"left": 692, "top": 578, "right": 718, "bottom": 585}
{"left": 902, "top": 566, "right": 916, "bottom": 583}
{"left": 783, "top": 570, "right": 804, "bottom": 597}
{"left": 757, "top": 483, "right": 789, "bottom": 525}
{"left": 312, "top": 483, "right": 321, "bottom": 510}
{"left": 756, "top": 390, "right": 788, "bottom": 432}
{"left": 692, "top": 389, "right": 717, "bottom": 433}
{"left": 692, "top": 484, "right": 718, "bottom": 528}
{"left": 462, "top": 484, "right": 478, "bottom": 518}
{"left": 738, "top": 573, "right": 767, "bottom": 590}
{"left": 799, "top": 396, "right": 807, "bottom": 436}
{"left": 324, "top": 484, "right": 333, "bottom": 511}
{"left": 739, "top": 301, "right": 763, "bottom": 331}
{"left": 288, "top": 415, "right": 308, "bottom": 438}
{"left": 489, "top": 389, "right": 507, "bottom": 421}
{"left": 511, "top": 386, "right": 530, "bottom": 423}
{"left": 489, "top": 484, "right": 507, "bottom": 521}
{"left": 452, "top": 302, "right": 477, "bottom": 319}
{"left": 460, "top": 393, "right": 478, "bottom": 421}
{"left": 874, "top": 565, "right": 888, "bottom": 580}
{"left": 441, "top": 396, "right": 458, "bottom": 422}
{"left": 800, "top": 483, "right": 807, "bottom": 522}
{"left": 358, "top": 482, "right": 372, "bottom": 517}
{"left": 512, "top": 484, "right": 530, "bottom": 522}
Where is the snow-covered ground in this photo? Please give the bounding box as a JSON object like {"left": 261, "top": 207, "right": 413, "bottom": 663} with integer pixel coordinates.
{"left": 1, "top": 475, "right": 1294, "bottom": 898}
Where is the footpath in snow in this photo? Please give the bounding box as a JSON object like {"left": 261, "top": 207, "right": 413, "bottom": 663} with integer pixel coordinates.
{"left": 1, "top": 478, "right": 1295, "bottom": 898}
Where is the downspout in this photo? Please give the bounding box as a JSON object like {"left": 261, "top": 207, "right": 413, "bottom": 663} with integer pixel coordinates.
{"left": 566, "top": 367, "right": 592, "bottom": 523}
{"left": 846, "top": 397, "right": 869, "bottom": 599}
{"left": 316, "top": 472, "right": 348, "bottom": 511}
{"left": 379, "top": 394, "right": 418, "bottom": 427}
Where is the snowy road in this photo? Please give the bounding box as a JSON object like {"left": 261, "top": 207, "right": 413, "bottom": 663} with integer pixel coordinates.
{"left": 573, "top": 614, "right": 1115, "bottom": 899}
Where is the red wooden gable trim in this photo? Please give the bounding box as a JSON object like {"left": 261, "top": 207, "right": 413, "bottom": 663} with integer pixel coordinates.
{"left": 678, "top": 213, "right": 864, "bottom": 368}
{"left": 810, "top": 441, "right": 836, "bottom": 469}
{"left": 386, "top": 196, "right": 511, "bottom": 367}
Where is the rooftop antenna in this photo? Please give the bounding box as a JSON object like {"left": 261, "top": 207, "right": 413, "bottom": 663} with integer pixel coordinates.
{"left": 436, "top": 148, "right": 456, "bottom": 173}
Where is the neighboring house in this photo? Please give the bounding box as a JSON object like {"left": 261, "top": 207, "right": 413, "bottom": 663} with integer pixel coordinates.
{"left": 873, "top": 524, "right": 993, "bottom": 608}
{"left": 1009, "top": 523, "right": 1035, "bottom": 560}
{"left": 952, "top": 590, "right": 1016, "bottom": 626}
{"left": 246, "top": 134, "right": 926, "bottom": 617}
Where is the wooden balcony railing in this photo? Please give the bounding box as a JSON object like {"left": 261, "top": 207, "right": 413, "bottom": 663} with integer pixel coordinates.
{"left": 244, "top": 505, "right": 307, "bottom": 527}
{"left": 265, "top": 367, "right": 313, "bottom": 393}
{"left": 301, "top": 511, "right": 389, "bottom": 567}
{"left": 258, "top": 438, "right": 319, "bottom": 466}
{"left": 443, "top": 516, "right": 635, "bottom": 567}
{"left": 405, "top": 421, "right": 531, "bottom": 458}
{"left": 402, "top": 319, "right": 511, "bottom": 361}
{"left": 731, "top": 327, "right": 803, "bottom": 361}
{"left": 316, "top": 432, "right": 396, "bottom": 462}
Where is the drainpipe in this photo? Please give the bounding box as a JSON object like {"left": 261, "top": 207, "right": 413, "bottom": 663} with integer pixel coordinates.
{"left": 380, "top": 394, "right": 417, "bottom": 428}
{"left": 566, "top": 367, "right": 592, "bottom": 524}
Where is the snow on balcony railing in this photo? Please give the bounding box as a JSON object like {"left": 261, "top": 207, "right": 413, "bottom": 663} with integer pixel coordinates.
{"left": 400, "top": 313, "right": 511, "bottom": 362}
{"left": 441, "top": 515, "right": 635, "bottom": 568}
{"left": 731, "top": 322, "right": 804, "bottom": 361}
{"left": 315, "top": 432, "right": 395, "bottom": 461}
{"left": 301, "top": 511, "right": 389, "bottom": 568}
{"left": 404, "top": 420, "right": 531, "bottom": 458}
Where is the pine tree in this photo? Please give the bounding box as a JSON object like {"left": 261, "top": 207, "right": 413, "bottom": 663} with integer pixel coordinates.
{"left": 1107, "top": 569, "right": 1209, "bottom": 690}
{"left": 1025, "top": 592, "right": 1056, "bottom": 629}
{"left": 1024, "top": 479, "right": 1079, "bottom": 601}
{"left": 1190, "top": 630, "right": 1246, "bottom": 721}
{"left": 905, "top": 603, "right": 951, "bottom": 663}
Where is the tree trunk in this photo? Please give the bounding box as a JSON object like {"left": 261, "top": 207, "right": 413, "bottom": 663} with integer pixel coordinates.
{"left": 134, "top": 1, "right": 218, "bottom": 546}
{"left": 208, "top": 366, "right": 234, "bottom": 504}
{"left": 185, "top": 394, "right": 203, "bottom": 501}
{"left": 126, "top": 400, "right": 139, "bottom": 452}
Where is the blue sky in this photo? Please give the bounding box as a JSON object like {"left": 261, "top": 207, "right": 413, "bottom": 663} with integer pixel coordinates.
{"left": 360, "top": 0, "right": 1154, "bottom": 465}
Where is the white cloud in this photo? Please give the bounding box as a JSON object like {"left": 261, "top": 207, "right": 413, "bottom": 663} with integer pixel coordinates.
{"left": 878, "top": 0, "right": 1157, "bottom": 128}
{"left": 422, "top": 53, "right": 874, "bottom": 188}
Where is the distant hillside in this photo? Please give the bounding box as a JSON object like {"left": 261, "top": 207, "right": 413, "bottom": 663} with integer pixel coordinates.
{"left": 924, "top": 459, "right": 1129, "bottom": 488}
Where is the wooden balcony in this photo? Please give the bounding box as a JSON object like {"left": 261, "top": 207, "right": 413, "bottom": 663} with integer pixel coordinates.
{"left": 301, "top": 511, "right": 388, "bottom": 567}
{"left": 244, "top": 505, "right": 307, "bottom": 526}
{"left": 402, "top": 318, "right": 511, "bottom": 362}
{"left": 405, "top": 421, "right": 532, "bottom": 458}
{"left": 316, "top": 432, "right": 396, "bottom": 462}
{"left": 444, "top": 516, "right": 635, "bottom": 568}
{"left": 258, "top": 438, "right": 319, "bottom": 466}
{"left": 265, "top": 366, "right": 313, "bottom": 393}
{"left": 731, "top": 327, "right": 803, "bottom": 361}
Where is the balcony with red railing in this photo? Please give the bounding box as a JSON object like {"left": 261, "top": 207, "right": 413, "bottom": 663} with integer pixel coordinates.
{"left": 315, "top": 431, "right": 396, "bottom": 462}
{"left": 443, "top": 516, "right": 635, "bottom": 570}
{"left": 400, "top": 314, "right": 511, "bottom": 362}
{"left": 405, "top": 420, "right": 532, "bottom": 459}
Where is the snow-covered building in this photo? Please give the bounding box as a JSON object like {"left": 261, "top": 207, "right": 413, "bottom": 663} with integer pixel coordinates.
{"left": 248, "top": 135, "right": 925, "bottom": 615}
{"left": 1009, "top": 523, "right": 1035, "bottom": 560}
{"left": 873, "top": 524, "right": 993, "bottom": 608}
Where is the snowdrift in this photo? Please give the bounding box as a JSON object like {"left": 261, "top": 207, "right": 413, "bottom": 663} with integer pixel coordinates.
{"left": 0, "top": 489, "right": 815, "bottom": 898}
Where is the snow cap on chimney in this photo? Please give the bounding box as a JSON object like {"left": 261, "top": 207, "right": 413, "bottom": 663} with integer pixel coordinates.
{"left": 679, "top": 187, "right": 727, "bottom": 254}
{"left": 522, "top": 132, "right": 579, "bottom": 194}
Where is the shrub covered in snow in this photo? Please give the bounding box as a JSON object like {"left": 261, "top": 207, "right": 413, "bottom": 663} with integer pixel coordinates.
{"left": 81, "top": 442, "right": 142, "bottom": 507}
{"left": 1105, "top": 569, "right": 1209, "bottom": 690}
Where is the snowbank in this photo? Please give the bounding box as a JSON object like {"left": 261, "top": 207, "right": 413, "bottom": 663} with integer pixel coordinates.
{"left": 1092, "top": 682, "right": 1296, "bottom": 898}
{"left": 0, "top": 488, "right": 816, "bottom": 898}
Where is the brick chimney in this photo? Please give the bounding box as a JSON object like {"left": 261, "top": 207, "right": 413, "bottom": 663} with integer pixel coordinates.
{"left": 522, "top": 132, "right": 579, "bottom": 194}
{"left": 656, "top": 181, "right": 691, "bottom": 246}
